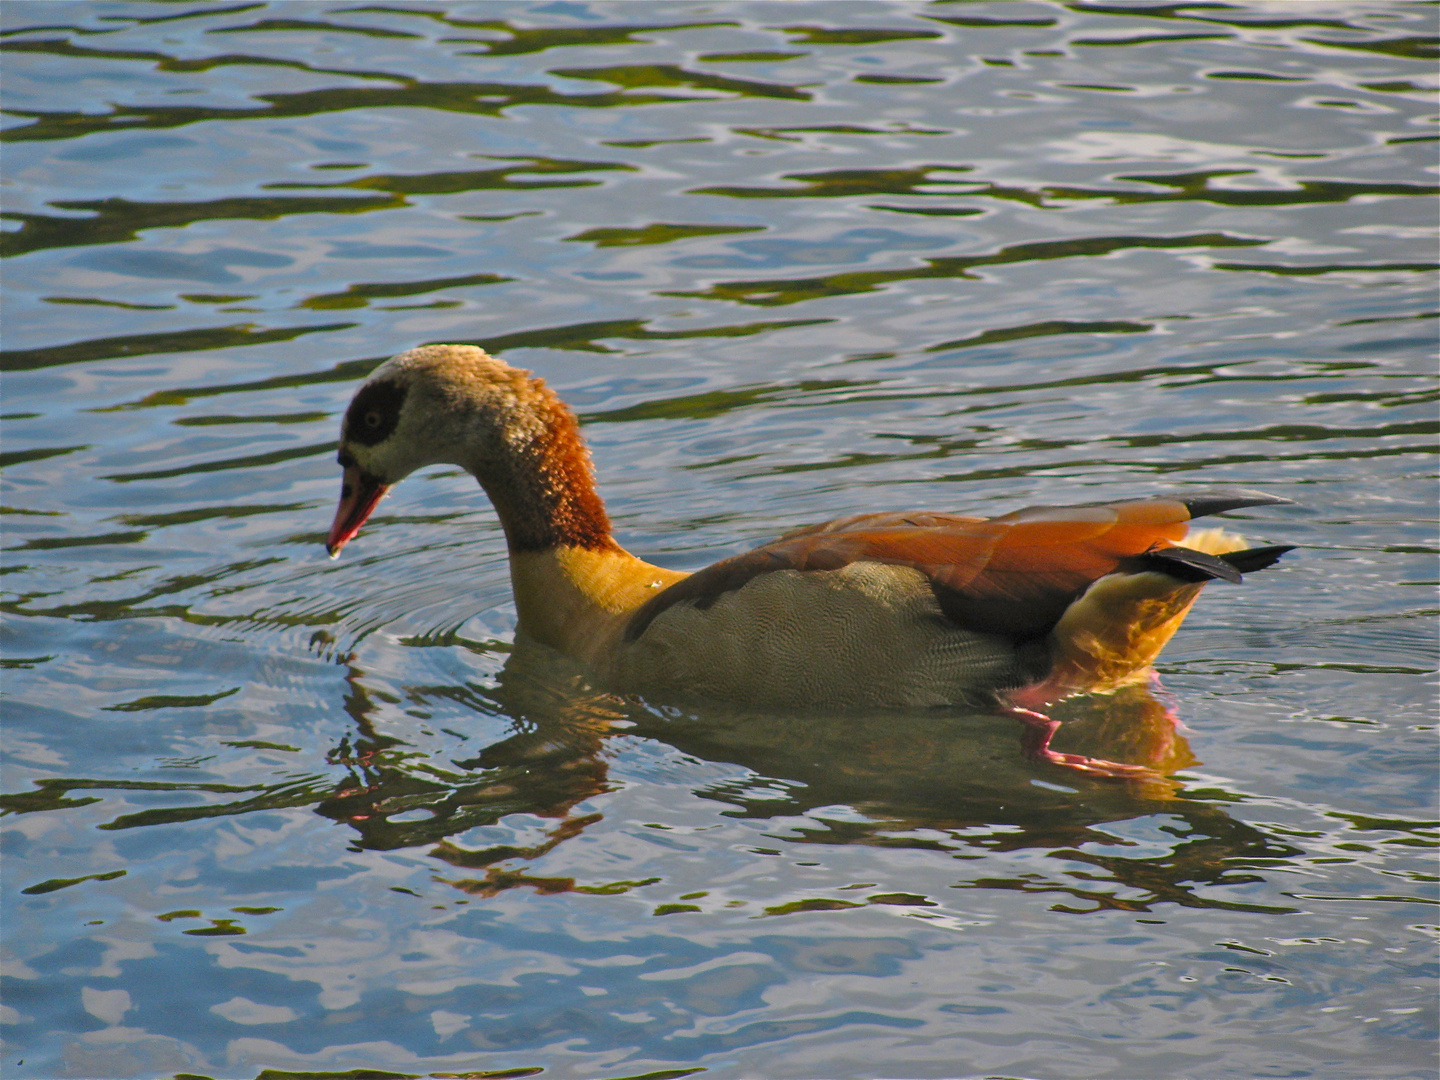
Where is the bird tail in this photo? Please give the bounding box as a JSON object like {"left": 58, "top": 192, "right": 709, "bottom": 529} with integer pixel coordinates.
{"left": 1133, "top": 543, "right": 1295, "bottom": 584}
{"left": 1219, "top": 544, "right": 1296, "bottom": 575}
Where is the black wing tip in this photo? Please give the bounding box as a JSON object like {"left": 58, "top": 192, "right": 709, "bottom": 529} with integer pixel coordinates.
{"left": 1182, "top": 489, "right": 1296, "bottom": 519}
{"left": 1136, "top": 546, "right": 1243, "bottom": 584}
{"left": 1219, "top": 544, "right": 1297, "bottom": 575}
{"left": 1136, "top": 543, "right": 1296, "bottom": 584}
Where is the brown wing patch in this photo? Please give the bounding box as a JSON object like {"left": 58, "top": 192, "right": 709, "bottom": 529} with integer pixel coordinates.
{"left": 625, "top": 497, "right": 1203, "bottom": 644}
{"left": 776, "top": 510, "right": 989, "bottom": 541}
{"left": 932, "top": 500, "right": 1195, "bottom": 638}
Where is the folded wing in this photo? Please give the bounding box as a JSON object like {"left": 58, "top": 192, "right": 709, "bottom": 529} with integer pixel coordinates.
{"left": 626, "top": 491, "right": 1292, "bottom": 645}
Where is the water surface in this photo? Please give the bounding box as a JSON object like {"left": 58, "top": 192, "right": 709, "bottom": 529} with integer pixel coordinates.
{"left": 2, "top": 2, "right": 1436, "bottom": 1078}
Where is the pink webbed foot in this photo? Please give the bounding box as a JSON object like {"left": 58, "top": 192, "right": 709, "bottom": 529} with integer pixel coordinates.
{"left": 1003, "top": 706, "right": 1161, "bottom": 781}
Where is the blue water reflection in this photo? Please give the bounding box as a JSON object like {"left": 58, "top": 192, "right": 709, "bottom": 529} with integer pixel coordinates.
{"left": 671, "top": 228, "right": 955, "bottom": 270}
{"left": 1, "top": 1, "right": 1436, "bottom": 1077}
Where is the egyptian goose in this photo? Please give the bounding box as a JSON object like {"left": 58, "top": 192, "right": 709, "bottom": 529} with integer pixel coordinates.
{"left": 326, "top": 345, "right": 1293, "bottom": 777}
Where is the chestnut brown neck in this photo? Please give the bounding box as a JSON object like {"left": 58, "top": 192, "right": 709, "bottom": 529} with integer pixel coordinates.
{"left": 469, "top": 377, "right": 621, "bottom": 555}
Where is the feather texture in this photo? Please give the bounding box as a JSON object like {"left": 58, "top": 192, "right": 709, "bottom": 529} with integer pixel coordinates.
{"left": 626, "top": 495, "right": 1289, "bottom": 647}
{"left": 327, "top": 345, "right": 1295, "bottom": 776}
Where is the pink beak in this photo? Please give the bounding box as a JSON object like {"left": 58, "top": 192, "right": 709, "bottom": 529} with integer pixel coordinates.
{"left": 326, "top": 465, "right": 389, "bottom": 558}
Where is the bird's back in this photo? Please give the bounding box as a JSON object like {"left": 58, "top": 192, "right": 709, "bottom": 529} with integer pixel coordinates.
{"left": 610, "top": 494, "right": 1288, "bottom": 710}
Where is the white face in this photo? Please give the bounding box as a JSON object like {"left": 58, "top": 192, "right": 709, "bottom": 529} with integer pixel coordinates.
{"left": 336, "top": 348, "right": 529, "bottom": 484}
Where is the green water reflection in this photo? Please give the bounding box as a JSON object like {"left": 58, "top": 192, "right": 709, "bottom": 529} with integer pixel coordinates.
{"left": 3, "top": 1, "right": 1435, "bottom": 1075}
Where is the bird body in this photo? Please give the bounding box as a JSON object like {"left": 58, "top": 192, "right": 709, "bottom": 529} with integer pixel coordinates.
{"left": 327, "top": 345, "right": 1293, "bottom": 775}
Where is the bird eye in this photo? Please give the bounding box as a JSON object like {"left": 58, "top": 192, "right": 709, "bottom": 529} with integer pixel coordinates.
{"left": 365, "top": 410, "right": 381, "bottom": 428}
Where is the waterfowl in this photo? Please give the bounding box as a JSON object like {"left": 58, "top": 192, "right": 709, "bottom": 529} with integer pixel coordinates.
{"left": 327, "top": 344, "right": 1293, "bottom": 777}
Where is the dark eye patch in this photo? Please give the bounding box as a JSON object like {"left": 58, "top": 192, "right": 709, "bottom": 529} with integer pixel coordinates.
{"left": 343, "top": 378, "right": 406, "bottom": 446}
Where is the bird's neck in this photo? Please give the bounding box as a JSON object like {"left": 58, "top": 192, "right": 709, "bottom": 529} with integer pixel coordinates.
{"left": 466, "top": 385, "right": 618, "bottom": 555}
{"left": 462, "top": 383, "right": 688, "bottom": 660}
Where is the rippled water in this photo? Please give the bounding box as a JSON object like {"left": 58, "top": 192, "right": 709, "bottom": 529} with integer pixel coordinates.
{"left": 2, "top": 2, "right": 1437, "bottom": 1078}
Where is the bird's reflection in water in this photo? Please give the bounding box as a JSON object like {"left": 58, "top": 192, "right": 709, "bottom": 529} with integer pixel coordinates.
{"left": 315, "top": 641, "right": 622, "bottom": 859}
{"left": 309, "top": 638, "right": 1300, "bottom": 913}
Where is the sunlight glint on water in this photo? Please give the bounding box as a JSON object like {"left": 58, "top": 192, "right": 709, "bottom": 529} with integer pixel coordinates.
{"left": 1, "top": 3, "right": 1436, "bottom": 1078}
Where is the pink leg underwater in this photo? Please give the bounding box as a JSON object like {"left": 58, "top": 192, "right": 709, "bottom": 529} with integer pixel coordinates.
{"left": 999, "top": 702, "right": 1162, "bottom": 780}
{"left": 1145, "top": 669, "right": 1185, "bottom": 732}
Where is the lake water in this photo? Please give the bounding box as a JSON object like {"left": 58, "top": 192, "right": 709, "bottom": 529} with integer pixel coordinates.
{"left": 2, "top": 2, "right": 1436, "bottom": 1078}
